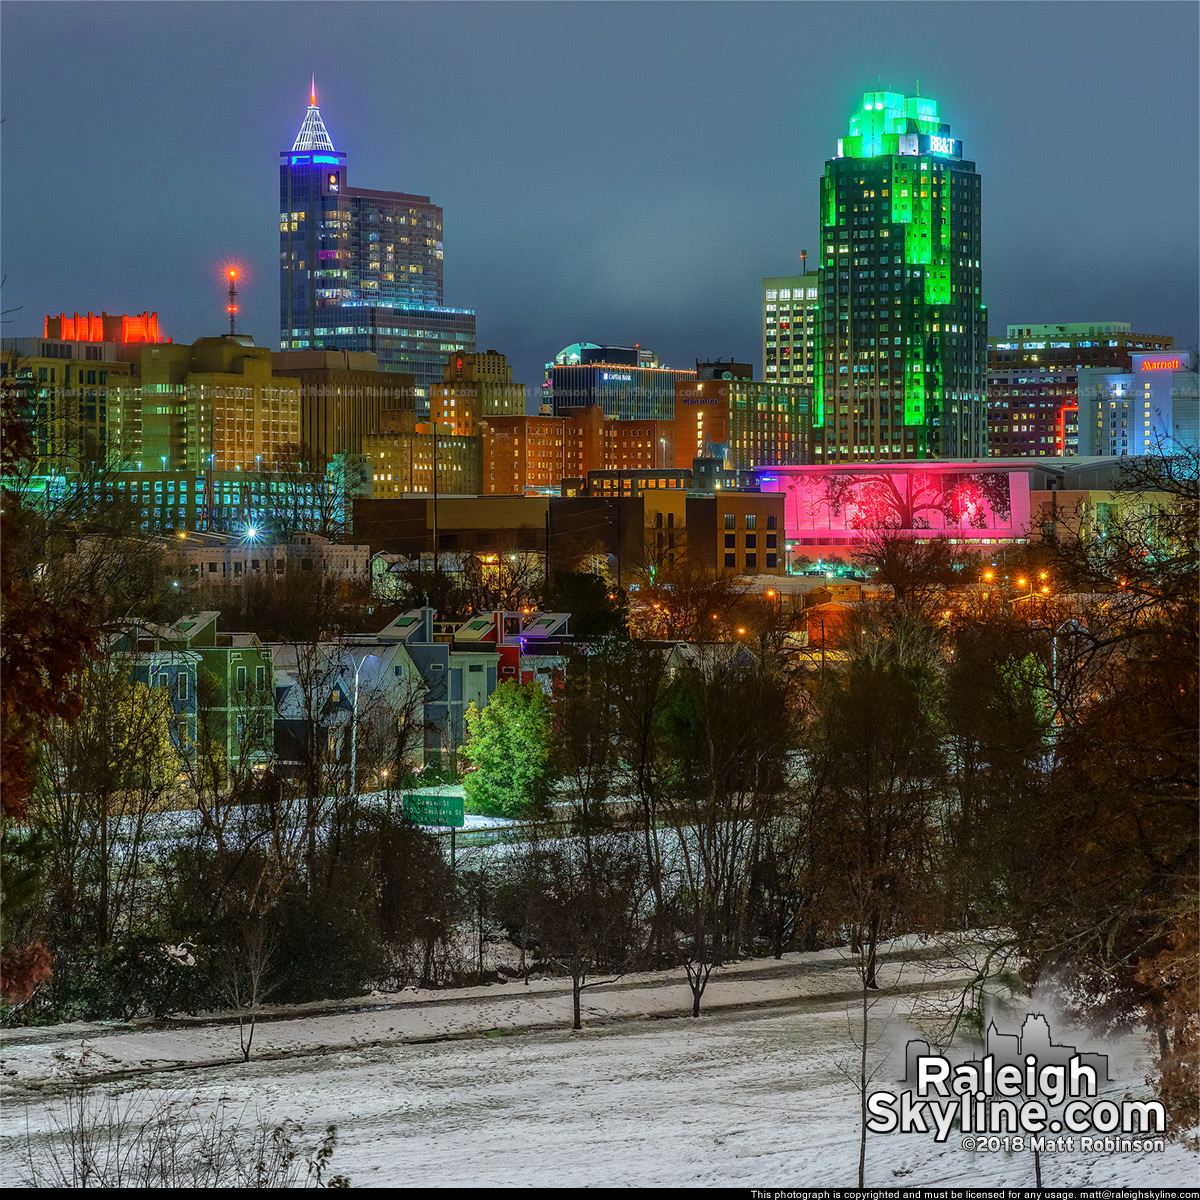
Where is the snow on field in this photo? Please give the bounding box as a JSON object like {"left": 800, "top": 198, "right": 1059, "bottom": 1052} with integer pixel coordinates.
{"left": 3, "top": 944, "right": 1195, "bottom": 1189}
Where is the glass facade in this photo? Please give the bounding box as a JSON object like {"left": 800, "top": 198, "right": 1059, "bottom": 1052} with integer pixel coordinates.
{"left": 279, "top": 94, "right": 475, "bottom": 403}
{"left": 815, "top": 91, "right": 987, "bottom": 462}
{"left": 550, "top": 363, "right": 696, "bottom": 422}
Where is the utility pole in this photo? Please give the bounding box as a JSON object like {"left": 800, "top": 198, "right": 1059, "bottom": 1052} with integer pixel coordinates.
{"left": 432, "top": 416, "right": 439, "bottom": 576}
{"left": 616, "top": 498, "right": 622, "bottom": 589}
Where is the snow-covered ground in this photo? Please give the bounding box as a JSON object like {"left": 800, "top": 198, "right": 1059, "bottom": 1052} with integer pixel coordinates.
{"left": 2, "top": 943, "right": 1195, "bottom": 1188}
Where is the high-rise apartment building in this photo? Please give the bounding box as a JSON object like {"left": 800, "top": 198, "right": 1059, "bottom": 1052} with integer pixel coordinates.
{"left": 987, "top": 322, "right": 1174, "bottom": 457}
{"left": 763, "top": 273, "right": 819, "bottom": 388}
{"left": 279, "top": 85, "right": 475, "bottom": 403}
{"left": 815, "top": 90, "right": 987, "bottom": 461}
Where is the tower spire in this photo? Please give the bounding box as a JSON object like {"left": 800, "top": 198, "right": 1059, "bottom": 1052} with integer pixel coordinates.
{"left": 291, "top": 80, "right": 337, "bottom": 153}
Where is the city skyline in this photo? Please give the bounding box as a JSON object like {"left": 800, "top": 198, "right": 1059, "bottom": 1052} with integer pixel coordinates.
{"left": 2, "top": 1, "right": 1197, "bottom": 398}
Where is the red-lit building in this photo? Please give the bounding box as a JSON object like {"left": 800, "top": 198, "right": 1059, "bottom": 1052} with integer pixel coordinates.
{"left": 45, "top": 311, "right": 167, "bottom": 344}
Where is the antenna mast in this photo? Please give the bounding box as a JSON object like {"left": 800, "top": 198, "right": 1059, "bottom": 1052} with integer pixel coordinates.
{"left": 226, "top": 268, "right": 239, "bottom": 335}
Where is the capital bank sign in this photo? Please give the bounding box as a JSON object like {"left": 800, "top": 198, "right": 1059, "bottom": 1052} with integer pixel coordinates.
{"left": 1140, "top": 358, "right": 1180, "bottom": 372}
{"left": 602, "top": 372, "right": 632, "bottom": 382}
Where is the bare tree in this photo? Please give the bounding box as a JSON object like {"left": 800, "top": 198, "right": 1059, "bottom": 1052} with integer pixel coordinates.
{"left": 658, "top": 645, "right": 797, "bottom": 1014}
{"left": 806, "top": 658, "right": 944, "bottom": 990}
{"left": 626, "top": 561, "right": 749, "bottom": 642}
{"left": 459, "top": 547, "right": 544, "bottom": 613}
{"left": 530, "top": 833, "right": 645, "bottom": 1030}
{"left": 218, "top": 918, "right": 278, "bottom": 1062}
{"left": 852, "top": 530, "right": 973, "bottom": 613}
{"left": 34, "top": 647, "right": 182, "bottom": 1004}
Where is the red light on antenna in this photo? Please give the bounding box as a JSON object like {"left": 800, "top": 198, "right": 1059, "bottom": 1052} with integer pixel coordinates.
{"left": 220, "top": 261, "right": 245, "bottom": 336}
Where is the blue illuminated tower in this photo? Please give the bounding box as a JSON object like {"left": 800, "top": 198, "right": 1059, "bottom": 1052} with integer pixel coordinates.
{"left": 279, "top": 82, "right": 475, "bottom": 403}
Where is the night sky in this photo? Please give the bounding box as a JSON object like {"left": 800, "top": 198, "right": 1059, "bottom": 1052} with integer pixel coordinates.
{"left": 3, "top": 1, "right": 1197, "bottom": 398}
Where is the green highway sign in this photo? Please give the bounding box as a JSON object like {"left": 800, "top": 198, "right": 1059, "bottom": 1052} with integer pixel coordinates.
{"left": 402, "top": 793, "right": 465, "bottom": 828}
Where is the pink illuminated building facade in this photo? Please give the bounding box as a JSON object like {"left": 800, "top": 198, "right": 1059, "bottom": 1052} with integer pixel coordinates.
{"left": 756, "top": 462, "right": 1032, "bottom": 560}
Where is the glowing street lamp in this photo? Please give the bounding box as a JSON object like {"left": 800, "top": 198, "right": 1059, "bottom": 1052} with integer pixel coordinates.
{"left": 348, "top": 653, "right": 378, "bottom": 798}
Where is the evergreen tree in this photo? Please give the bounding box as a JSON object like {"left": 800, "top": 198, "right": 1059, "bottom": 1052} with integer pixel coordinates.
{"left": 462, "top": 682, "right": 551, "bottom": 819}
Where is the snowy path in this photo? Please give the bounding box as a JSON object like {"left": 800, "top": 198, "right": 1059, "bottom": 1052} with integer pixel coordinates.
{"left": 2, "top": 946, "right": 1196, "bottom": 1189}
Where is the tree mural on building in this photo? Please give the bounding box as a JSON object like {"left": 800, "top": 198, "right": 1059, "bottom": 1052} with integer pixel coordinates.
{"left": 782, "top": 468, "right": 1012, "bottom": 534}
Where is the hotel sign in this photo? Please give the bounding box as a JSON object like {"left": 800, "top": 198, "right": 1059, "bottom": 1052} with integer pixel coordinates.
{"left": 678, "top": 384, "right": 727, "bottom": 405}
{"left": 1140, "top": 358, "right": 1179, "bottom": 372}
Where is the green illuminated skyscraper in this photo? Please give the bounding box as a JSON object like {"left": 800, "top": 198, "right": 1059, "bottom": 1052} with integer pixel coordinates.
{"left": 815, "top": 91, "right": 987, "bottom": 461}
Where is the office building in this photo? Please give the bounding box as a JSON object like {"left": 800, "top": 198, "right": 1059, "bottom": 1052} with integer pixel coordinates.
{"left": 363, "top": 424, "right": 482, "bottom": 497}
{"left": 763, "top": 272, "right": 819, "bottom": 387}
{"left": 480, "top": 414, "right": 577, "bottom": 495}
{"left": 478, "top": 405, "right": 674, "bottom": 496}
{"left": 7, "top": 329, "right": 300, "bottom": 477}
{"left": 271, "top": 349, "right": 414, "bottom": 469}
{"left": 815, "top": 90, "right": 987, "bottom": 461}
{"left": 673, "top": 360, "right": 810, "bottom": 470}
{"left": 987, "top": 323, "right": 1175, "bottom": 457}
{"left": 2, "top": 337, "right": 135, "bottom": 471}
{"left": 172, "top": 531, "right": 370, "bottom": 585}
{"left": 110, "top": 335, "right": 301, "bottom": 474}
{"left": 14, "top": 465, "right": 334, "bottom": 538}
{"left": 279, "top": 84, "right": 476, "bottom": 403}
{"left": 552, "top": 485, "right": 785, "bottom": 577}
{"left": 1077, "top": 351, "right": 1199, "bottom": 457}
{"left": 432, "top": 351, "right": 526, "bottom": 435}
{"left": 546, "top": 343, "right": 695, "bottom": 421}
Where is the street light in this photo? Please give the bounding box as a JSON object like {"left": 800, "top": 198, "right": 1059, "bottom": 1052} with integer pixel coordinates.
{"left": 348, "top": 652, "right": 377, "bottom": 799}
